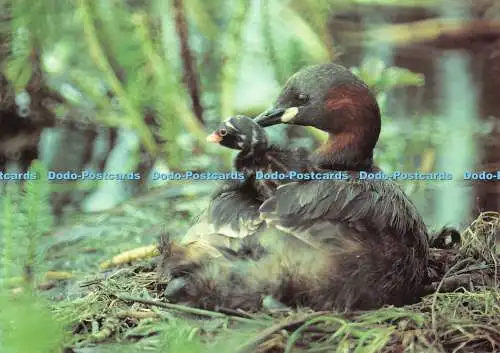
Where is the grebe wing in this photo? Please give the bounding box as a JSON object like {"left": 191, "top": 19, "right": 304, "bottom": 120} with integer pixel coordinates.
{"left": 258, "top": 179, "right": 428, "bottom": 248}
{"left": 182, "top": 179, "right": 264, "bottom": 251}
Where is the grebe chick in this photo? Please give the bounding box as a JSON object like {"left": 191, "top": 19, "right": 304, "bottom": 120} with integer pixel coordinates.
{"left": 207, "top": 115, "right": 310, "bottom": 200}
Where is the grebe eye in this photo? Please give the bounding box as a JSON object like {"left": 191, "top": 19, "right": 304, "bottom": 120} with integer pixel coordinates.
{"left": 298, "top": 93, "right": 309, "bottom": 102}
{"left": 219, "top": 128, "right": 228, "bottom": 136}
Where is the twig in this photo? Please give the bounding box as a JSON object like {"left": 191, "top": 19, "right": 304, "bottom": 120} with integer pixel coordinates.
{"left": 216, "top": 307, "right": 255, "bottom": 319}
{"left": 235, "top": 311, "right": 330, "bottom": 353}
{"left": 426, "top": 263, "right": 499, "bottom": 292}
{"left": 453, "top": 263, "right": 498, "bottom": 276}
{"left": 115, "top": 310, "right": 159, "bottom": 319}
{"left": 133, "top": 13, "right": 212, "bottom": 153}
{"left": 346, "top": 19, "right": 500, "bottom": 48}
{"left": 427, "top": 274, "right": 477, "bottom": 292}
{"left": 172, "top": 0, "right": 204, "bottom": 124}
{"left": 116, "top": 294, "right": 264, "bottom": 325}
{"left": 431, "top": 258, "right": 474, "bottom": 342}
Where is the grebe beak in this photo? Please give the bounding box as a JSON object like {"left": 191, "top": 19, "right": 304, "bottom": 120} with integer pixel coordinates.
{"left": 254, "top": 107, "right": 299, "bottom": 127}
{"left": 254, "top": 108, "right": 285, "bottom": 127}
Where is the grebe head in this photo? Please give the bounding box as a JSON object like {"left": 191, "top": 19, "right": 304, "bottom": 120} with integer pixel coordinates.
{"left": 254, "top": 63, "right": 381, "bottom": 169}
{"left": 207, "top": 115, "right": 268, "bottom": 155}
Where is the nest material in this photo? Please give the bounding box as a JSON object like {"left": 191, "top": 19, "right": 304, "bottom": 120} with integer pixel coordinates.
{"left": 428, "top": 212, "right": 499, "bottom": 291}
{"left": 62, "top": 212, "right": 500, "bottom": 353}
{"left": 461, "top": 211, "right": 499, "bottom": 262}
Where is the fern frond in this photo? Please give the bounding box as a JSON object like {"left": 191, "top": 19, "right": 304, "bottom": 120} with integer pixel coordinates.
{"left": 77, "top": 0, "right": 158, "bottom": 156}
{"left": 20, "top": 160, "right": 53, "bottom": 285}
{"left": 0, "top": 183, "right": 20, "bottom": 287}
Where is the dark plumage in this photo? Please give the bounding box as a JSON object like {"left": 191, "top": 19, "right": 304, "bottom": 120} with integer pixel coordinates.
{"left": 207, "top": 115, "right": 311, "bottom": 200}
{"left": 429, "top": 226, "right": 461, "bottom": 249}
{"left": 176, "top": 116, "right": 311, "bottom": 257}
{"left": 159, "top": 63, "right": 431, "bottom": 312}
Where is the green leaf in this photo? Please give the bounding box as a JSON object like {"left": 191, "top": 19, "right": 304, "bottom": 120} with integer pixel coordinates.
{"left": 281, "top": 6, "right": 330, "bottom": 63}
{"left": 379, "top": 67, "right": 425, "bottom": 90}
{"left": 5, "top": 59, "right": 32, "bottom": 90}
{"left": 0, "top": 291, "right": 64, "bottom": 353}
{"left": 358, "top": 57, "right": 386, "bottom": 86}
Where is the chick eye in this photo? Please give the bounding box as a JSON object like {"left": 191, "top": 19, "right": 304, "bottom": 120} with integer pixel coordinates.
{"left": 219, "top": 128, "right": 228, "bottom": 136}
{"left": 297, "top": 93, "right": 309, "bottom": 102}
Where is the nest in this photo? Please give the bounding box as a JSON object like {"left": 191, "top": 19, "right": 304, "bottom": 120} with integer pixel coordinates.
{"left": 60, "top": 212, "right": 500, "bottom": 353}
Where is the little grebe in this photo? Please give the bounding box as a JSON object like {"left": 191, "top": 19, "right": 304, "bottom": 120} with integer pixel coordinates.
{"left": 159, "top": 63, "right": 431, "bottom": 311}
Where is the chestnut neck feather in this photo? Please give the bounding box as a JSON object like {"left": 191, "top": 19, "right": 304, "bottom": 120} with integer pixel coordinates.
{"left": 312, "top": 93, "right": 381, "bottom": 171}
{"left": 312, "top": 133, "right": 375, "bottom": 171}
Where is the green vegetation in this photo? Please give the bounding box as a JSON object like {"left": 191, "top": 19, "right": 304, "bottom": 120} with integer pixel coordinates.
{"left": 1, "top": 168, "right": 498, "bottom": 352}
{"left": 0, "top": 161, "right": 65, "bottom": 353}
{"left": 0, "top": 0, "right": 499, "bottom": 352}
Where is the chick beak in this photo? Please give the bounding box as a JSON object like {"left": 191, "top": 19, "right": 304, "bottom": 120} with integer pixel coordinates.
{"left": 254, "top": 107, "right": 299, "bottom": 127}
{"left": 206, "top": 132, "right": 223, "bottom": 143}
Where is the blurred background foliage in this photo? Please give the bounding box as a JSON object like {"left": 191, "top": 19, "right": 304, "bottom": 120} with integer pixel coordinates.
{"left": 1, "top": 0, "right": 498, "bottom": 225}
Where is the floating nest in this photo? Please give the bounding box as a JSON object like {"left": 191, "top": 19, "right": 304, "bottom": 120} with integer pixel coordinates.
{"left": 58, "top": 212, "right": 500, "bottom": 353}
